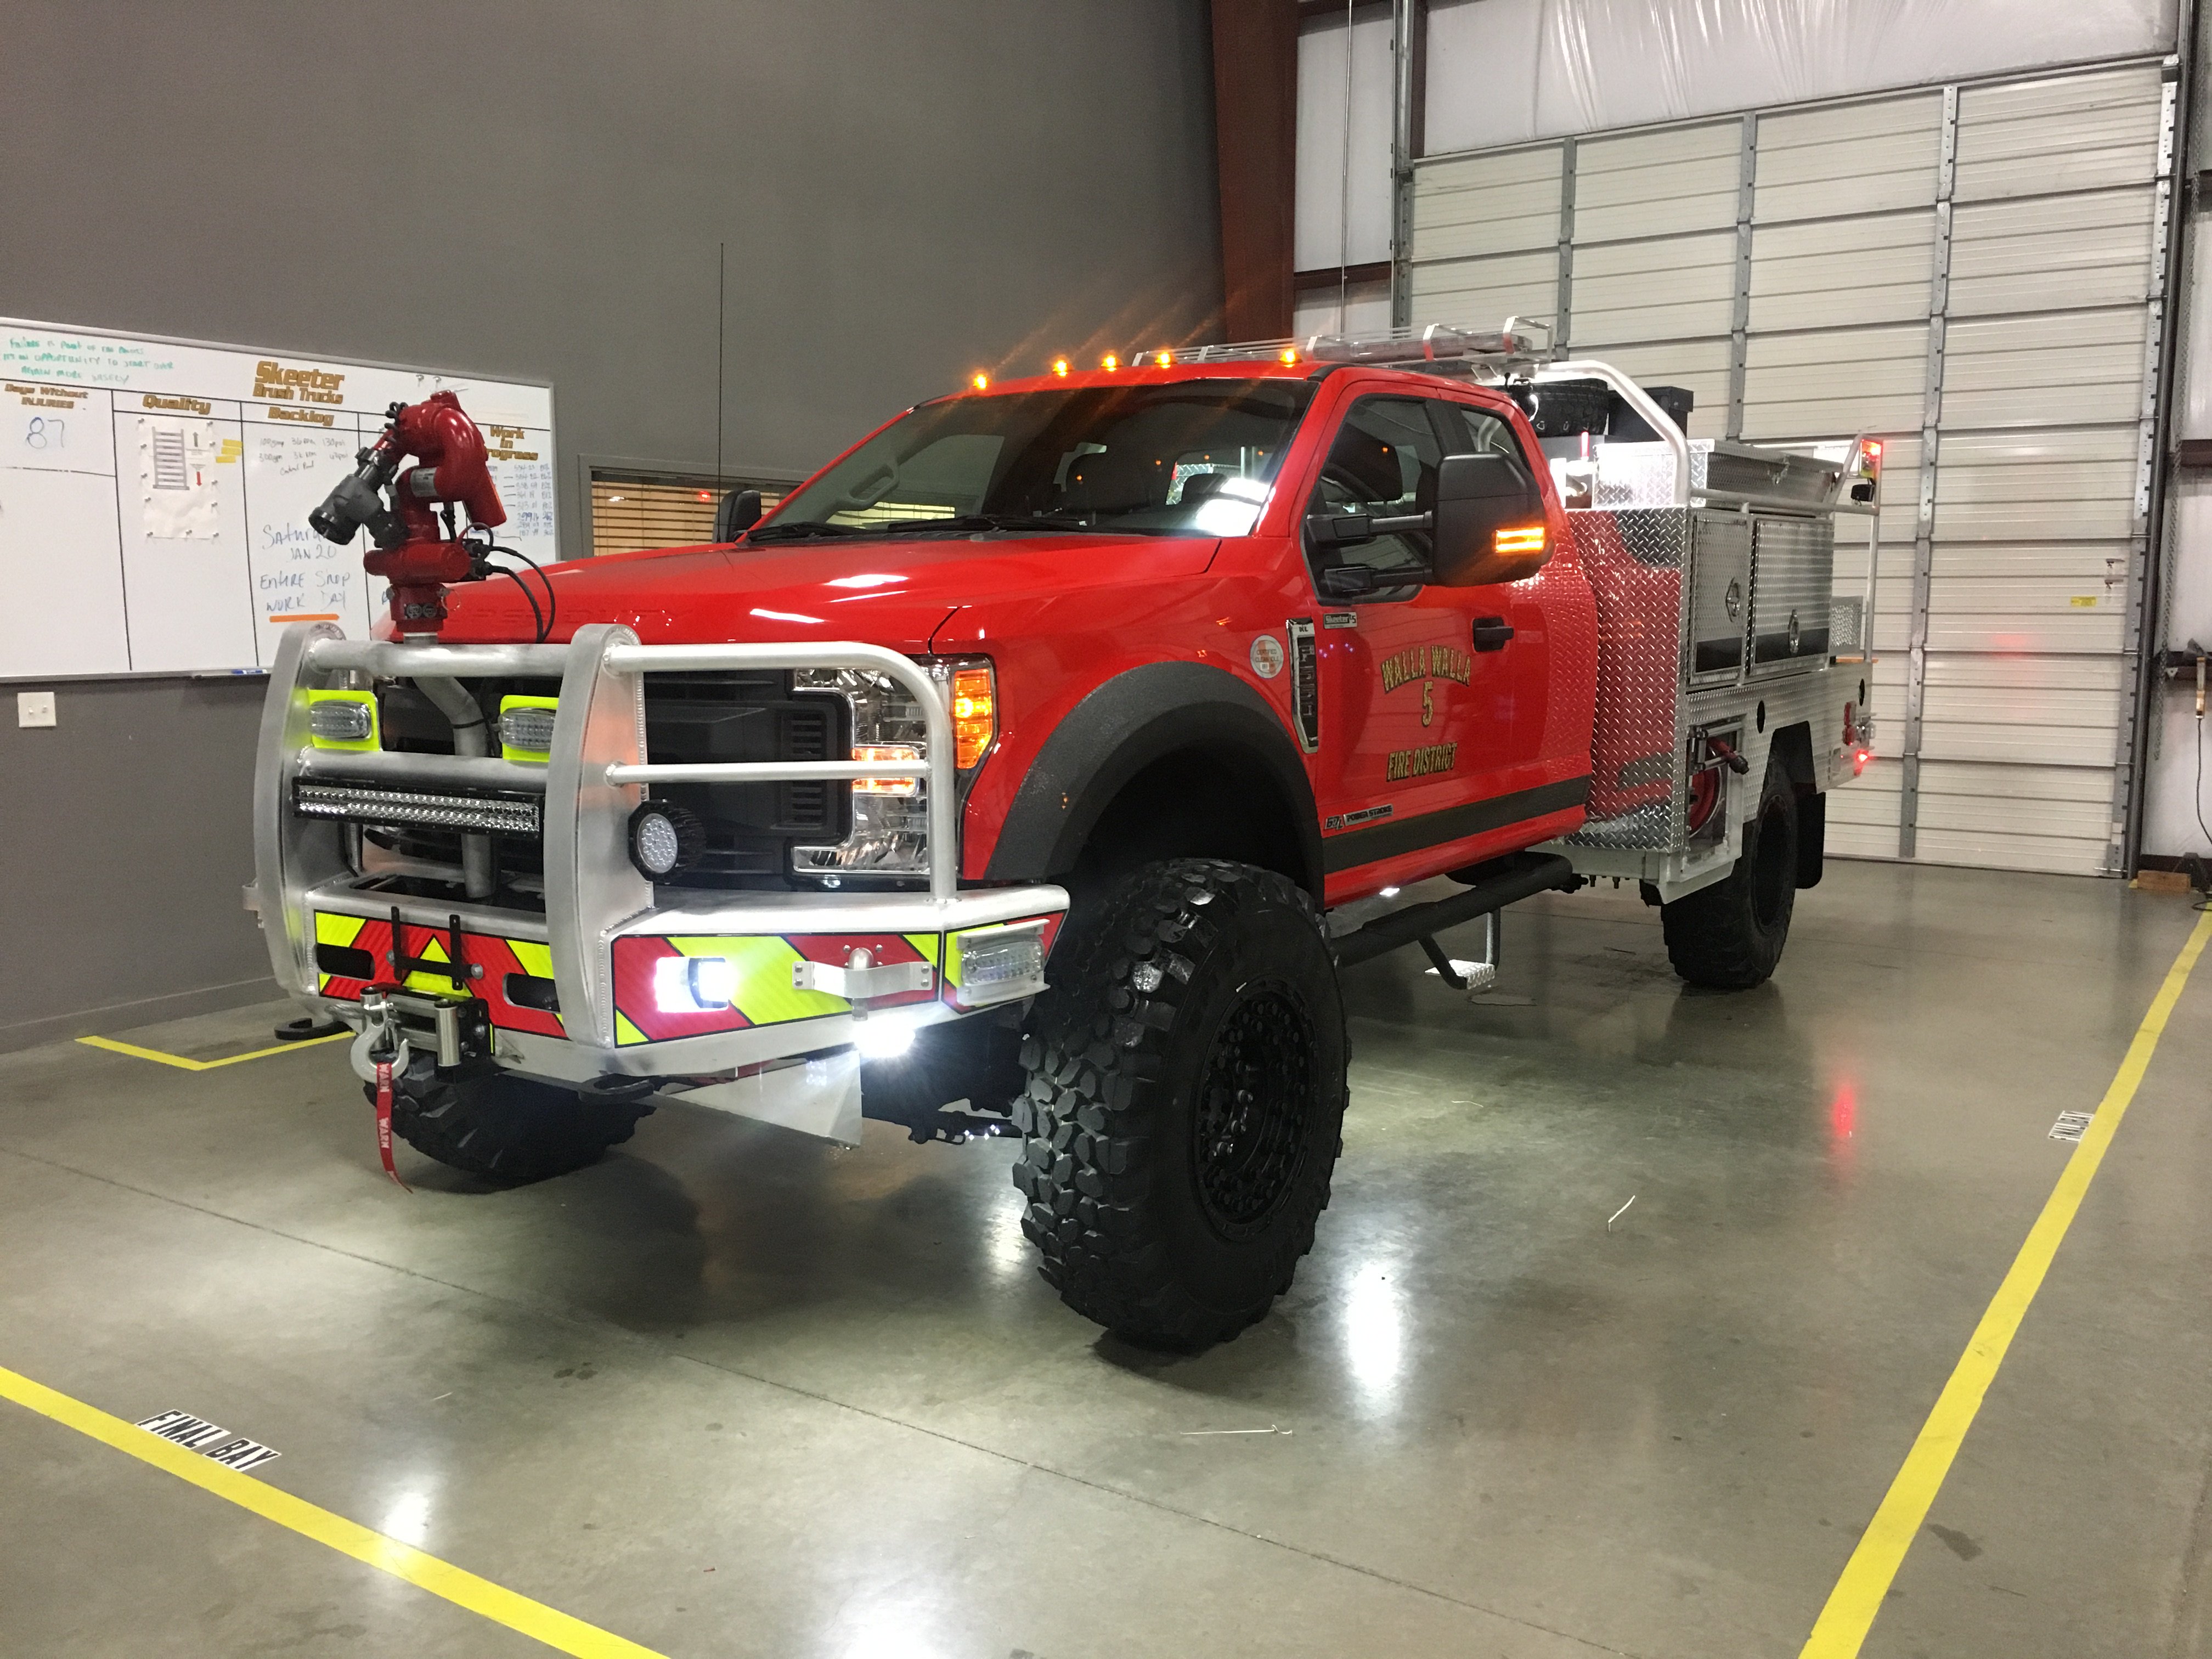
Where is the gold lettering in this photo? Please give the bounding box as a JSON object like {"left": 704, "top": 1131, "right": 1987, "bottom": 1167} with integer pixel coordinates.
{"left": 269, "top": 406, "right": 335, "bottom": 427}
{"left": 1385, "top": 742, "right": 1458, "bottom": 782}
{"left": 142, "top": 392, "right": 212, "bottom": 415}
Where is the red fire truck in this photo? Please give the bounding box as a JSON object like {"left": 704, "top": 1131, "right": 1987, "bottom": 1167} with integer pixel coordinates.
{"left": 250, "top": 322, "right": 1878, "bottom": 1346}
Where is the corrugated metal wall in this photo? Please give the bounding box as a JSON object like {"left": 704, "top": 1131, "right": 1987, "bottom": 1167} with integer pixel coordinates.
{"left": 1406, "top": 57, "right": 2175, "bottom": 876}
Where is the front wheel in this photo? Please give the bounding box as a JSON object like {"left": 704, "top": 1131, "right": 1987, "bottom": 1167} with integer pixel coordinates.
{"left": 1662, "top": 751, "right": 1799, "bottom": 989}
{"left": 377, "top": 1070, "right": 654, "bottom": 1183}
{"left": 1012, "top": 859, "right": 1348, "bottom": 1349}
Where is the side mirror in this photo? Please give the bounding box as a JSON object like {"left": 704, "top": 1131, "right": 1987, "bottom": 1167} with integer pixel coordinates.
{"left": 715, "top": 488, "right": 764, "bottom": 541}
{"left": 1431, "top": 453, "right": 1550, "bottom": 586}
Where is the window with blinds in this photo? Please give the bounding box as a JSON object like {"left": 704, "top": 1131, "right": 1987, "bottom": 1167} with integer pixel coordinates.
{"left": 589, "top": 472, "right": 787, "bottom": 557}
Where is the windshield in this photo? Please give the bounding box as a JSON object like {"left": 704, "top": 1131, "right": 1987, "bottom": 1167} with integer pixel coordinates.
{"left": 755, "top": 377, "right": 1316, "bottom": 542}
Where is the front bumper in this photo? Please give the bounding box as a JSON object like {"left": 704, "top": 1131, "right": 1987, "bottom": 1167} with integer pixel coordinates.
{"left": 252, "top": 623, "right": 1067, "bottom": 1085}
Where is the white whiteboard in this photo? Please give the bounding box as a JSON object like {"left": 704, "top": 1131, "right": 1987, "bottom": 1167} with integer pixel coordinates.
{"left": 0, "top": 319, "right": 557, "bottom": 678}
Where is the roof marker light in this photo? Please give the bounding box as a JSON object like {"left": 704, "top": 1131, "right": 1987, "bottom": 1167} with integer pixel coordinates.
{"left": 1101, "top": 353, "right": 1119, "bottom": 371}
{"left": 970, "top": 371, "right": 989, "bottom": 391}
{"left": 1279, "top": 348, "right": 1299, "bottom": 365}
{"left": 1155, "top": 349, "right": 1174, "bottom": 368}
{"left": 1051, "top": 357, "right": 1070, "bottom": 377}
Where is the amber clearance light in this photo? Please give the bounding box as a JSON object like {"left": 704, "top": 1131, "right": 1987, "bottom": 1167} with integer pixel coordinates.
{"left": 1494, "top": 524, "right": 1547, "bottom": 556}
{"left": 950, "top": 665, "right": 996, "bottom": 769}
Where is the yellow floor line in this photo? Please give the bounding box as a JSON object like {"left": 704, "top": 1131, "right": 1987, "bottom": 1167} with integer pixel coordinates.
{"left": 76, "top": 1031, "right": 348, "bottom": 1071}
{"left": 0, "top": 1362, "right": 664, "bottom": 1657}
{"left": 1800, "top": 902, "right": 2212, "bottom": 1657}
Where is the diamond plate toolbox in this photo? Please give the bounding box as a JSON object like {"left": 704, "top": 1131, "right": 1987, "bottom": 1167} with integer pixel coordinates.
{"left": 1568, "top": 508, "right": 1690, "bottom": 851}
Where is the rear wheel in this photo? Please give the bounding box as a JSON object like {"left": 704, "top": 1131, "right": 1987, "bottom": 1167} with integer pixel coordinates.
{"left": 377, "top": 1070, "right": 654, "bottom": 1183}
{"left": 1662, "top": 751, "right": 1798, "bottom": 989}
{"left": 1012, "top": 859, "right": 1347, "bottom": 1349}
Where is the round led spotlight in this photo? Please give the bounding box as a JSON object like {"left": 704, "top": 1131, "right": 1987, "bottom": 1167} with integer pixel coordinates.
{"left": 627, "top": 802, "right": 704, "bottom": 881}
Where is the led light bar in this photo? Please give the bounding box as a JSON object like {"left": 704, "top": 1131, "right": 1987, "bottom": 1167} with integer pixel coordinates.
{"left": 292, "top": 780, "right": 541, "bottom": 835}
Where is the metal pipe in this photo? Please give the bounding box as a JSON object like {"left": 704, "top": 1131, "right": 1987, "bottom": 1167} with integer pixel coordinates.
{"left": 305, "top": 640, "right": 570, "bottom": 678}
{"left": 297, "top": 749, "right": 549, "bottom": 793}
{"left": 415, "top": 675, "right": 496, "bottom": 899}
{"left": 605, "top": 759, "right": 927, "bottom": 786}
{"left": 1540, "top": 359, "right": 1692, "bottom": 503}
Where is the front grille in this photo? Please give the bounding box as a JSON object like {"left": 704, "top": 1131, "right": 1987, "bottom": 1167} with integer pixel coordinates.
{"left": 642, "top": 672, "right": 849, "bottom": 888}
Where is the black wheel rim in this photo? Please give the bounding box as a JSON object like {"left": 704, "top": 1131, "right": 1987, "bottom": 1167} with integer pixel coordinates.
{"left": 1751, "top": 797, "right": 1791, "bottom": 927}
{"left": 1192, "top": 984, "right": 1314, "bottom": 1239}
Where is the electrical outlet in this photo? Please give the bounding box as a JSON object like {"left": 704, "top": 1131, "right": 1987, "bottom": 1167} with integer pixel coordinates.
{"left": 17, "top": 690, "right": 57, "bottom": 728}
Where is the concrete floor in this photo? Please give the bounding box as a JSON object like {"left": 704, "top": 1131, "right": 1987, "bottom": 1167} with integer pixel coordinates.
{"left": 2, "top": 860, "right": 2209, "bottom": 1658}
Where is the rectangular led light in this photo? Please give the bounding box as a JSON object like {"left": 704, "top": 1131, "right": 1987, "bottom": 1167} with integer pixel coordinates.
{"left": 307, "top": 690, "right": 378, "bottom": 751}
{"left": 498, "top": 695, "right": 559, "bottom": 763}
{"left": 292, "top": 781, "right": 541, "bottom": 835}
{"left": 1494, "top": 524, "right": 1547, "bottom": 556}
{"left": 952, "top": 923, "right": 1047, "bottom": 1002}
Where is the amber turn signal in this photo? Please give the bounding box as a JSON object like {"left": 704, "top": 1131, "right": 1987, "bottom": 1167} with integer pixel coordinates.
{"left": 1494, "top": 524, "right": 1547, "bottom": 556}
{"left": 950, "top": 665, "right": 995, "bottom": 770}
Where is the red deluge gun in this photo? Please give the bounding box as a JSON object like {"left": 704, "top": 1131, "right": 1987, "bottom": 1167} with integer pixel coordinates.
{"left": 308, "top": 391, "right": 506, "bottom": 636}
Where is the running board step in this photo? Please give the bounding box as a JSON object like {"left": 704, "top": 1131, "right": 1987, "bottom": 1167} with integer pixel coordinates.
{"left": 1333, "top": 852, "right": 1580, "bottom": 970}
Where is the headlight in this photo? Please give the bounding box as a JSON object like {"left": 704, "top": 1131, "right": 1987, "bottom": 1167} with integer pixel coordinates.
{"left": 790, "top": 658, "right": 994, "bottom": 879}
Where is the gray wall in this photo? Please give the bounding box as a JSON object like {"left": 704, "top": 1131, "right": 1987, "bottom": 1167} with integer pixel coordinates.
{"left": 0, "top": 0, "right": 1222, "bottom": 1049}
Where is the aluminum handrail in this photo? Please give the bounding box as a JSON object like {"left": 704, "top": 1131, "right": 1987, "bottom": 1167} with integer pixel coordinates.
{"left": 305, "top": 639, "right": 572, "bottom": 678}
{"left": 297, "top": 748, "right": 550, "bottom": 793}
{"left": 605, "top": 759, "right": 928, "bottom": 785}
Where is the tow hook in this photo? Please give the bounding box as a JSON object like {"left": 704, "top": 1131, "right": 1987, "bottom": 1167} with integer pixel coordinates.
{"left": 351, "top": 986, "right": 413, "bottom": 1085}
{"left": 353, "top": 986, "right": 411, "bottom": 1190}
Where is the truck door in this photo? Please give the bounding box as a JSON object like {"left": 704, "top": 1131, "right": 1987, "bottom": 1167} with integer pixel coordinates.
{"left": 1291, "top": 393, "right": 1593, "bottom": 876}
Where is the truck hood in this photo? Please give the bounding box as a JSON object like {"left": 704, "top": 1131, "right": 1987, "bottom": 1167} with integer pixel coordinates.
{"left": 436, "top": 532, "right": 1221, "bottom": 654}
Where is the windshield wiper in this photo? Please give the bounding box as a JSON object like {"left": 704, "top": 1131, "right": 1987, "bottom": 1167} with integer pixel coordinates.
{"left": 865, "top": 513, "right": 1095, "bottom": 536}
{"left": 744, "top": 521, "right": 864, "bottom": 544}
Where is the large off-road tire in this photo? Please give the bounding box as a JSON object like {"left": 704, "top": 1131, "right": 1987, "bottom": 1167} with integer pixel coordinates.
{"left": 1011, "top": 859, "right": 1348, "bottom": 1348}
{"left": 374, "top": 1070, "right": 654, "bottom": 1183}
{"left": 1662, "top": 750, "right": 1799, "bottom": 989}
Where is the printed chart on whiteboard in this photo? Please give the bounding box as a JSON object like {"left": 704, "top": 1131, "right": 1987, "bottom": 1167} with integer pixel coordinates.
{"left": 0, "top": 319, "right": 556, "bottom": 678}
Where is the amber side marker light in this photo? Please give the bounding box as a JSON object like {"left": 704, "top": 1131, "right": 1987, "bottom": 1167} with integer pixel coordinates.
{"left": 951, "top": 666, "right": 996, "bottom": 769}
{"left": 1494, "top": 524, "right": 1547, "bottom": 556}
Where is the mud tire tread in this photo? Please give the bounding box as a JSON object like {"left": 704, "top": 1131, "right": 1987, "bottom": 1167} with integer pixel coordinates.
{"left": 1011, "top": 858, "right": 1347, "bottom": 1349}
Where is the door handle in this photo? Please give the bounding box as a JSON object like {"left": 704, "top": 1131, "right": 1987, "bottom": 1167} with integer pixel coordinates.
{"left": 1471, "top": 616, "right": 1515, "bottom": 651}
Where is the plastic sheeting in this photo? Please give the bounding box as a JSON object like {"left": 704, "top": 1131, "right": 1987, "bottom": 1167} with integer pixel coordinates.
{"left": 1296, "top": 10, "right": 1398, "bottom": 270}
{"left": 1425, "top": 0, "right": 2176, "bottom": 154}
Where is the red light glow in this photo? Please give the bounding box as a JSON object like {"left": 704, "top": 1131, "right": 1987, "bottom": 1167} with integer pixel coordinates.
{"left": 1830, "top": 1081, "right": 1858, "bottom": 1142}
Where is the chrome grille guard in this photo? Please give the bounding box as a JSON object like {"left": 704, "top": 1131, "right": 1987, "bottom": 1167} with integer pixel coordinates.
{"left": 252, "top": 622, "right": 1063, "bottom": 1065}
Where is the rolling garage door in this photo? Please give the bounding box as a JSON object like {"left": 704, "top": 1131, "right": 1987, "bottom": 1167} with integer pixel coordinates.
{"left": 1407, "top": 59, "right": 2174, "bottom": 875}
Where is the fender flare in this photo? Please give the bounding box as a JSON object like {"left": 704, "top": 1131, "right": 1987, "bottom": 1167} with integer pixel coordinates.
{"left": 981, "top": 661, "right": 1322, "bottom": 898}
